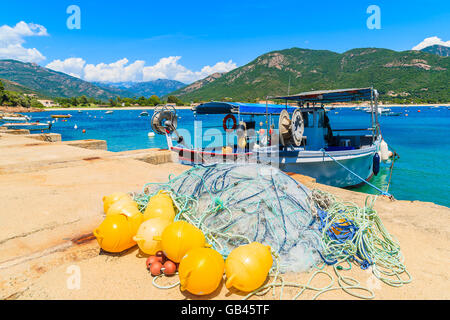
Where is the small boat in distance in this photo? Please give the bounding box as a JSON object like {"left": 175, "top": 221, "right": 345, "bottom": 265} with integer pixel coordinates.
{"left": 105, "top": 110, "right": 114, "bottom": 114}
{"left": 1, "top": 122, "right": 51, "bottom": 131}
{"left": 139, "top": 111, "right": 149, "bottom": 117}
{"left": 51, "top": 114, "right": 72, "bottom": 119}
{"left": 0, "top": 115, "right": 31, "bottom": 122}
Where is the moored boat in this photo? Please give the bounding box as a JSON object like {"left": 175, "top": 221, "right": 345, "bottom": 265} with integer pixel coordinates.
{"left": 51, "top": 114, "right": 72, "bottom": 118}
{"left": 1, "top": 122, "right": 51, "bottom": 131}
{"left": 0, "top": 115, "right": 31, "bottom": 122}
{"left": 151, "top": 87, "right": 386, "bottom": 188}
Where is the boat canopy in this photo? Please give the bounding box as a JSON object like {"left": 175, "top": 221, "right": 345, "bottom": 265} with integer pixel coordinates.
{"left": 194, "top": 101, "right": 297, "bottom": 115}
{"left": 271, "top": 87, "right": 374, "bottom": 103}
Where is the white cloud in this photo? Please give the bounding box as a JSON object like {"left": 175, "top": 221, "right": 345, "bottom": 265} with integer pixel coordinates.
{"left": 412, "top": 36, "right": 450, "bottom": 51}
{"left": 0, "top": 21, "right": 48, "bottom": 62}
{"left": 143, "top": 56, "right": 237, "bottom": 83}
{"left": 84, "top": 58, "right": 146, "bottom": 82}
{"left": 46, "top": 57, "right": 86, "bottom": 78}
{"left": 46, "top": 56, "right": 237, "bottom": 84}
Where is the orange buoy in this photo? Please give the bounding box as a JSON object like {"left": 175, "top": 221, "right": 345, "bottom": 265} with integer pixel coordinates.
{"left": 158, "top": 221, "right": 207, "bottom": 263}
{"left": 143, "top": 190, "right": 176, "bottom": 221}
{"left": 93, "top": 213, "right": 142, "bottom": 253}
{"left": 163, "top": 260, "right": 177, "bottom": 275}
{"left": 150, "top": 261, "right": 163, "bottom": 276}
{"left": 102, "top": 192, "right": 132, "bottom": 213}
{"left": 106, "top": 198, "right": 139, "bottom": 217}
{"left": 179, "top": 247, "right": 224, "bottom": 295}
{"left": 225, "top": 242, "right": 273, "bottom": 292}
{"left": 133, "top": 217, "right": 171, "bottom": 255}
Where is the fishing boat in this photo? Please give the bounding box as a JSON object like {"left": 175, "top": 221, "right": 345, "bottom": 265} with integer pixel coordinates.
{"left": 105, "top": 110, "right": 114, "bottom": 114}
{"left": 1, "top": 122, "right": 51, "bottom": 131}
{"left": 0, "top": 115, "right": 31, "bottom": 122}
{"left": 51, "top": 114, "right": 72, "bottom": 119}
{"left": 151, "top": 88, "right": 385, "bottom": 188}
{"left": 139, "top": 111, "right": 149, "bottom": 117}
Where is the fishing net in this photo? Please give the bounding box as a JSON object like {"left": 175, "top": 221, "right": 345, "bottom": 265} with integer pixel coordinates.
{"left": 134, "top": 163, "right": 323, "bottom": 272}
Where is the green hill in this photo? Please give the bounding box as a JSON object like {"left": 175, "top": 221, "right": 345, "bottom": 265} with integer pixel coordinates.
{"left": 0, "top": 78, "right": 44, "bottom": 97}
{"left": 172, "top": 48, "right": 449, "bottom": 103}
{"left": 0, "top": 59, "right": 123, "bottom": 100}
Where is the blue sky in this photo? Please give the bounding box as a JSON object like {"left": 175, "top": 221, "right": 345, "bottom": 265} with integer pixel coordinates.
{"left": 0, "top": 0, "right": 449, "bottom": 83}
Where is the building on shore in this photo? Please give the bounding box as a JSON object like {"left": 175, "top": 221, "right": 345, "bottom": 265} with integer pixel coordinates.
{"left": 37, "top": 99, "right": 60, "bottom": 107}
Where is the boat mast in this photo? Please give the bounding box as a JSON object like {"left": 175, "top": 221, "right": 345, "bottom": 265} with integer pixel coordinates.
{"left": 370, "top": 87, "right": 375, "bottom": 140}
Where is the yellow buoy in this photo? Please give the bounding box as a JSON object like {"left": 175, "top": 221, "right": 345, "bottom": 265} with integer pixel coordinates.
{"left": 159, "top": 221, "right": 206, "bottom": 263}
{"left": 143, "top": 190, "right": 176, "bottom": 221}
{"left": 179, "top": 247, "right": 224, "bottom": 295}
{"left": 102, "top": 192, "right": 132, "bottom": 213}
{"left": 225, "top": 242, "right": 273, "bottom": 292}
{"left": 106, "top": 198, "right": 139, "bottom": 217}
{"left": 133, "top": 217, "right": 171, "bottom": 255}
{"left": 93, "top": 213, "right": 143, "bottom": 253}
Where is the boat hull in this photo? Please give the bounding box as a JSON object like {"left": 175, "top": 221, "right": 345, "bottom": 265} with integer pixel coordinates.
{"left": 276, "top": 150, "right": 376, "bottom": 188}
{"left": 171, "top": 144, "right": 378, "bottom": 188}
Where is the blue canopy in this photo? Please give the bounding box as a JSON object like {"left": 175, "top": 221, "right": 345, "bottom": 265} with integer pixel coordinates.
{"left": 271, "top": 87, "right": 374, "bottom": 103}
{"left": 194, "top": 101, "right": 297, "bottom": 115}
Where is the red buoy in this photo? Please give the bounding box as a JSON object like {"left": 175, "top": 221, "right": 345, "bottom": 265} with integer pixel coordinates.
{"left": 163, "top": 260, "right": 177, "bottom": 275}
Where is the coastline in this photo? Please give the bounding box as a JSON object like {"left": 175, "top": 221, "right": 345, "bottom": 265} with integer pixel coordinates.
{"left": 2, "top": 103, "right": 449, "bottom": 114}
{"left": 42, "top": 103, "right": 449, "bottom": 111}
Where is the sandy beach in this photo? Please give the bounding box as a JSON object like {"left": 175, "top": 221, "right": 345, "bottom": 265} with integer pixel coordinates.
{"left": 0, "top": 130, "right": 448, "bottom": 300}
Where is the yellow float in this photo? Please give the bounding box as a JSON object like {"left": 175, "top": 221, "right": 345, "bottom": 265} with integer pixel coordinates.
{"left": 158, "top": 220, "right": 206, "bottom": 263}
{"left": 106, "top": 198, "right": 140, "bottom": 217}
{"left": 179, "top": 247, "right": 224, "bottom": 295}
{"left": 143, "top": 190, "right": 176, "bottom": 221}
{"left": 93, "top": 212, "right": 143, "bottom": 253}
{"left": 133, "top": 217, "right": 171, "bottom": 255}
{"left": 225, "top": 242, "right": 273, "bottom": 292}
{"left": 102, "top": 192, "right": 132, "bottom": 213}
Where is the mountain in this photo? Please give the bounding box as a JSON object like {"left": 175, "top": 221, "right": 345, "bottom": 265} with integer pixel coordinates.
{"left": 172, "top": 48, "right": 449, "bottom": 103}
{"left": 0, "top": 78, "right": 42, "bottom": 96}
{"left": 170, "top": 72, "right": 224, "bottom": 97}
{"left": 420, "top": 44, "right": 450, "bottom": 57}
{"left": 95, "top": 79, "right": 186, "bottom": 97}
{"left": 0, "top": 59, "right": 124, "bottom": 100}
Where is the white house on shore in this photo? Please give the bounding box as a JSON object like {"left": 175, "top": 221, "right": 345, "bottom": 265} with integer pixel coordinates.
{"left": 37, "top": 99, "right": 60, "bottom": 107}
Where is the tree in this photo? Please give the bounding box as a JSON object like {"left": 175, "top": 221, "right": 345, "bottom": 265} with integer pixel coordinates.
{"left": 78, "top": 95, "right": 88, "bottom": 106}
{"left": 167, "top": 95, "right": 183, "bottom": 105}
{"left": 149, "top": 95, "right": 161, "bottom": 106}
{"left": 0, "top": 80, "right": 5, "bottom": 105}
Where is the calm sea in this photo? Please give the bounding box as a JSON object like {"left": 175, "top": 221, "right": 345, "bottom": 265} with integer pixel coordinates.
{"left": 24, "top": 106, "right": 450, "bottom": 207}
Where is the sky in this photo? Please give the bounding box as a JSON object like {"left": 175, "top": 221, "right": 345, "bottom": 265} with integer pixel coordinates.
{"left": 0, "top": 0, "right": 449, "bottom": 83}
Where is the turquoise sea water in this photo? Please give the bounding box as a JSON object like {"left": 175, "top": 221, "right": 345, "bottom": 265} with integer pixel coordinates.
{"left": 24, "top": 106, "right": 450, "bottom": 207}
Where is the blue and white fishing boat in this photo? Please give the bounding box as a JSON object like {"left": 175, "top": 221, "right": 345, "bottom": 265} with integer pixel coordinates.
{"left": 151, "top": 87, "right": 385, "bottom": 188}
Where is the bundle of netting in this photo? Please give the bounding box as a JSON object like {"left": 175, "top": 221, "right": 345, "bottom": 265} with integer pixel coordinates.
{"left": 134, "top": 163, "right": 324, "bottom": 273}
{"left": 311, "top": 189, "right": 412, "bottom": 287}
